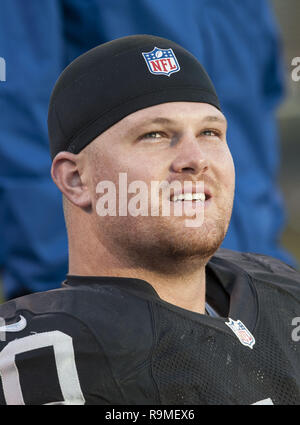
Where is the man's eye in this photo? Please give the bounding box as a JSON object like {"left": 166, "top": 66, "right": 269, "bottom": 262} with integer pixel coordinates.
{"left": 201, "top": 129, "right": 221, "bottom": 137}
{"left": 140, "top": 131, "right": 165, "bottom": 140}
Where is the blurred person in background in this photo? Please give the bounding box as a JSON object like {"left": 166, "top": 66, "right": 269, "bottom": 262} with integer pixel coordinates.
{"left": 0, "top": 0, "right": 295, "bottom": 300}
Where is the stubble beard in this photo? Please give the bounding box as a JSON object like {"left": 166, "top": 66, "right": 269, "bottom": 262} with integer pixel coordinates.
{"left": 96, "top": 202, "right": 232, "bottom": 275}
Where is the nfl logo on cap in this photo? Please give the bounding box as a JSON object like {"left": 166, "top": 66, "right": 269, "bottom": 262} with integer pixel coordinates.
{"left": 142, "top": 47, "right": 180, "bottom": 77}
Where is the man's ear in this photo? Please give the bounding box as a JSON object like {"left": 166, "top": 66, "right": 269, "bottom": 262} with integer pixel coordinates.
{"left": 51, "top": 152, "right": 92, "bottom": 209}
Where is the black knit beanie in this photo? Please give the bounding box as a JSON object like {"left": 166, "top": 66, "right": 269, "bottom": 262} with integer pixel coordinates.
{"left": 48, "top": 34, "right": 220, "bottom": 160}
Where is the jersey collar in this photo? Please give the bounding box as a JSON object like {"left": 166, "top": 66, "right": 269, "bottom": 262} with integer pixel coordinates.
{"left": 65, "top": 251, "right": 258, "bottom": 332}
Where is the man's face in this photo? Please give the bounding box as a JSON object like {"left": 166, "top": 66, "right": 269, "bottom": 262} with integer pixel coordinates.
{"left": 85, "top": 102, "right": 235, "bottom": 266}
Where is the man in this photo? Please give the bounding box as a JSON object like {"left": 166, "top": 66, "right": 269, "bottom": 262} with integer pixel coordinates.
{"left": 0, "top": 0, "right": 295, "bottom": 301}
{"left": 0, "top": 35, "right": 299, "bottom": 405}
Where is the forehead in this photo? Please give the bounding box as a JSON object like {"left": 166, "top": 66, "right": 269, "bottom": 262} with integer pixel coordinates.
{"left": 87, "top": 101, "right": 227, "bottom": 153}
{"left": 120, "top": 101, "right": 226, "bottom": 129}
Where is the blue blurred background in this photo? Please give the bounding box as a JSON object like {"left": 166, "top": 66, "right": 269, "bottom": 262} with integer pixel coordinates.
{"left": 0, "top": 0, "right": 299, "bottom": 301}
{"left": 272, "top": 0, "right": 300, "bottom": 266}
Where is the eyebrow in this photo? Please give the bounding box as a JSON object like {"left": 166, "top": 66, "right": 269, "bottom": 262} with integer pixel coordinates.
{"left": 140, "top": 115, "right": 227, "bottom": 127}
{"left": 125, "top": 114, "right": 227, "bottom": 137}
{"left": 145, "top": 117, "right": 174, "bottom": 125}
{"left": 201, "top": 115, "right": 227, "bottom": 125}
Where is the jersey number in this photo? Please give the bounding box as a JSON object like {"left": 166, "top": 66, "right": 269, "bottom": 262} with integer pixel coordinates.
{"left": 0, "top": 331, "right": 85, "bottom": 405}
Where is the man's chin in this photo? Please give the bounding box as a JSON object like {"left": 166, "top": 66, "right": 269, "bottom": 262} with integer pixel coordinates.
{"left": 144, "top": 218, "right": 226, "bottom": 262}
{"left": 131, "top": 231, "right": 224, "bottom": 274}
{"left": 168, "top": 232, "right": 224, "bottom": 260}
{"left": 97, "top": 213, "right": 229, "bottom": 270}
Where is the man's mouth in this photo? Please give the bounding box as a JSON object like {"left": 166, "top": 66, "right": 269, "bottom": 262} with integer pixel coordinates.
{"left": 170, "top": 191, "right": 212, "bottom": 202}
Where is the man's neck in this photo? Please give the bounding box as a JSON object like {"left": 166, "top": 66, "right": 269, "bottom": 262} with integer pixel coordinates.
{"left": 69, "top": 248, "right": 207, "bottom": 314}
{"left": 133, "top": 266, "right": 207, "bottom": 314}
{"left": 68, "top": 215, "right": 210, "bottom": 314}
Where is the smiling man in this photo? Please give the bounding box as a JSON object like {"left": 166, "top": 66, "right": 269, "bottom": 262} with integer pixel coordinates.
{"left": 54, "top": 101, "right": 233, "bottom": 315}
{"left": 0, "top": 35, "right": 299, "bottom": 405}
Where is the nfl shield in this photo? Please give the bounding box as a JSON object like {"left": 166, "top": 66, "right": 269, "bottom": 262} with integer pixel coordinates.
{"left": 225, "top": 318, "right": 255, "bottom": 349}
{"left": 142, "top": 47, "right": 180, "bottom": 77}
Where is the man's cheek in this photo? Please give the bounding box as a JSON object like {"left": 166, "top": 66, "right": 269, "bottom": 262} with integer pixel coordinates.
{"left": 220, "top": 160, "right": 235, "bottom": 190}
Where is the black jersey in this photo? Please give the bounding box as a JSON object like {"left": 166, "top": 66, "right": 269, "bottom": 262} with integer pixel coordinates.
{"left": 0, "top": 249, "right": 299, "bottom": 405}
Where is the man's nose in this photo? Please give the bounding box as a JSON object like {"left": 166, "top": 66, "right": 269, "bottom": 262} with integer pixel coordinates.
{"left": 170, "top": 133, "right": 209, "bottom": 175}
